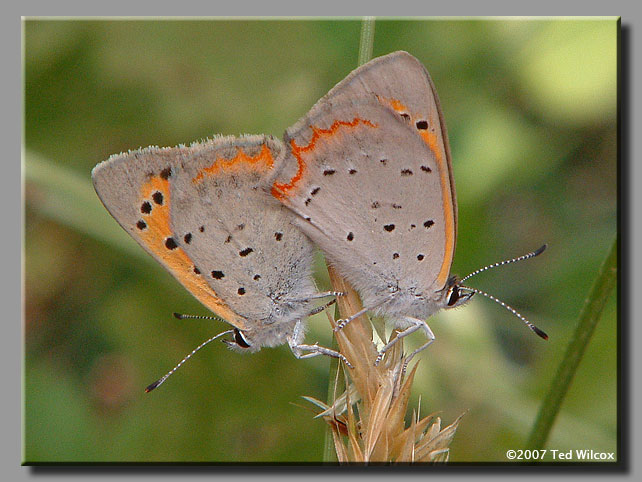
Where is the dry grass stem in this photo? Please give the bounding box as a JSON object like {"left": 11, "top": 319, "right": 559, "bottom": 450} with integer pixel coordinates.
{"left": 305, "top": 265, "right": 462, "bottom": 463}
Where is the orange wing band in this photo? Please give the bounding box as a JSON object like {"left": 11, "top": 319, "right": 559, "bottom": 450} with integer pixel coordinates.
{"left": 192, "top": 143, "right": 275, "bottom": 184}
{"left": 272, "top": 118, "right": 377, "bottom": 201}
{"left": 378, "top": 95, "right": 455, "bottom": 288}
{"left": 138, "top": 175, "right": 242, "bottom": 324}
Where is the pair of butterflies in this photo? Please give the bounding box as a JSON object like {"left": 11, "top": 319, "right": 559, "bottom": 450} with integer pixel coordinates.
{"left": 92, "top": 51, "right": 546, "bottom": 390}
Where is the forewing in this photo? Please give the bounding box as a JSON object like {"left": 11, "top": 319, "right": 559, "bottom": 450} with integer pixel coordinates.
{"left": 170, "top": 137, "right": 317, "bottom": 323}
{"left": 270, "top": 99, "right": 450, "bottom": 303}
{"left": 298, "top": 50, "right": 457, "bottom": 242}
{"left": 92, "top": 135, "right": 315, "bottom": 330}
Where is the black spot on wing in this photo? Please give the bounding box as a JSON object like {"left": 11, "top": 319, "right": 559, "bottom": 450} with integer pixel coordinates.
{"left": 152, "top": 191, "right": 164, "bottom": 205}
{"left": 160, "top": 167, "right": 172, "bottom": 180}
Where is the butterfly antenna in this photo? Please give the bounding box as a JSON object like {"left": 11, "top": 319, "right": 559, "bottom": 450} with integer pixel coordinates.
{"left": 145, "top": 329, "right": 234, "bottom": 392}
{"left": 173, "top": 312, "right": 224, "bottom": 321}
{"left": 459, "top": 285, "right": 548, "bottom": 340}
{"left": 460, "top": 244, "right": 547, "bottom": 283}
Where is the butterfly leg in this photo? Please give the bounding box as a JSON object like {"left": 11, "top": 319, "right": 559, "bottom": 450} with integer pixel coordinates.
{"left": 285, "top": 291, "right": 345, "bottom": 303}
{"left": 307, "top": 298, "right": 337, "bottom": 316}
{"left": 333, "top": 296, "right": 391, "bottom": 332}
{"left": 288, "top": 320, "right": 353, "bottom": 367}
{"left": 374, "top": 317, "right": 435, "bottom": 366}
{"left": 310, "top": 290, "right": 346, "bottom": 300}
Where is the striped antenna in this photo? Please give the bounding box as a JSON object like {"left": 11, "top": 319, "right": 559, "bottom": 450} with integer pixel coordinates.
{"left": 461, "top": 244, "right": 547, "bottom": 283}
{"left": 145, "top": 329, "right": 234, "bottom": 392}
{"left": 459, "top": 285, "right": 548, "bottom": 340}
{"left": 173, "top": 312, "right": 225, "bottom": 321}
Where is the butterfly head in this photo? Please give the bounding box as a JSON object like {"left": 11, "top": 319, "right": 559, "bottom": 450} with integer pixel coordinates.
{"left": 442, "top": 275, "right": 475, "bottom": 310}
{"left": 223, "top": 328, "right": 257, "bottom": 352}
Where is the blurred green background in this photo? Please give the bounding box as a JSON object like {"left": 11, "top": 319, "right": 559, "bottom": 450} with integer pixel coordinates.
{"left": 24, "top": 18, "right": 617, "bottom": 462}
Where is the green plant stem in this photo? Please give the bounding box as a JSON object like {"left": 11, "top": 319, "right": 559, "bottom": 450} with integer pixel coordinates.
{"left": 358, "top": 17, "right": 376, "bottom": 67}
{"left": 526, "top": 237, "right": 617, "bottom": 449}
{"left": 322, "top": 350, "right": 341, "bottom": 462}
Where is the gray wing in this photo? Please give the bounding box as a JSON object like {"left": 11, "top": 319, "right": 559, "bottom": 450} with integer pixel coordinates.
{"left": 292, "top": 51, "right": 457, "bottom": 239}
{"left": 169, "top": 138, "right": 318, "bottom": 323}
{"left": 270, "top": 98, "right": 450, "bottom": 308}
{"left": 92, "top": 135, "right": 316, "bottom": 330}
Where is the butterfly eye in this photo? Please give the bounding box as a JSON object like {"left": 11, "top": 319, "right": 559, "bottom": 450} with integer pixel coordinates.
{"left": 233, "top": 328, "right": 252, "bottom": 348}
{"left": 447, "top": 285, "right": 461, "bottom": 307}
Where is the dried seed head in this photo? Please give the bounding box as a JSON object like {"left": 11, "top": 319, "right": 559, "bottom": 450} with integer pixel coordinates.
{"left": 303, "top": 266, "right": 462, "bottom": 462}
